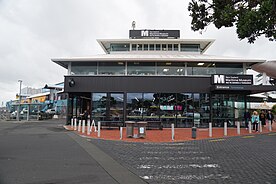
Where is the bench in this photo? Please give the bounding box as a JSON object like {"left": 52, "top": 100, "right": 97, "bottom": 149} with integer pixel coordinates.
{"left": 99, "top": 121, "right": 124, "bottom": 129}
{"left": 146, "top": 121, "right": 163, "bottom": 130}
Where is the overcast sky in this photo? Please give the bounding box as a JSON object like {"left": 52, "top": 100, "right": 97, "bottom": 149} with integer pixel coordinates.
{"left": 0, "top": 0, "right": 275, "bottom": 106}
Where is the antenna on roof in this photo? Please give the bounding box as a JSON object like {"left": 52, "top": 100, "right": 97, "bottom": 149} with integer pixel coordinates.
{"left": 132, "top": 21, "right": 136, "bottom": 30}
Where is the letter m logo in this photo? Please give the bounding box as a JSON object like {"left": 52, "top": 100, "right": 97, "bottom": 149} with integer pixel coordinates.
{"left": 214, "top": 75, "right": 225, "bottom": 84}
{"left": 141, "top": 30, "right": 149, "bottom": 37}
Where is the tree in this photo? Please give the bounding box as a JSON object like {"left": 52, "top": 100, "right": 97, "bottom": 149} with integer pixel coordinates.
{"left": 188, "top": 0, "right": 276, "bottom": 43}
{"left": 272, "top": 104, "right": 276, "bottom": 115}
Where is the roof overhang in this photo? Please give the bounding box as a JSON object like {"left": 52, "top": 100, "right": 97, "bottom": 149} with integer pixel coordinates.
{"left": 252, "top": 60, "right": 276, "bottom": 78}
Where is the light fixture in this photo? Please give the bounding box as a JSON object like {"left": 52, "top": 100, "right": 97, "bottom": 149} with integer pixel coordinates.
{"left": 165, "top": 62, "right": 172, "bottom": 65}
{"left": 163, "top": 69, "right": 169, "bottom": 72}
{"left": 69, "top": 78, "right": 75, "bottom": 87}
{"left": 197, "top": 63, "right": 204, "bottom": 66}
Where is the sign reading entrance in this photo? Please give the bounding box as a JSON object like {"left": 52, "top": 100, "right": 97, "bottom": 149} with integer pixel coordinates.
{"left": 129, "top": 30, "right": 180, "bottom": 39}
{"left": 211, "top": 74, "right": 253, "bottom": 85}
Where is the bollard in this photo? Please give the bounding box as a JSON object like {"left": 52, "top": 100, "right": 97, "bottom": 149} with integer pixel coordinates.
{"left": 192, "top": 127, "right": 197, "bottom": 139}
{"left": 87, "top": 119, "right": 91, "bottom": 135}
{"left": 269, "top": 120, "right": 272, "bottom": 132}
{"left": 120, "top": 127, "right": 123, "bottom": 140}
{"left": 74, "top": 118, "right": 77, "bottom": 130}
{"left": 90, "top": 120, "right": 97, "bottom": 133}
{"left": 70, "top": 118, "right": 73, "bottom": 128}
{"left": 82, "top": 120, "right": 85, "bottom": 133}
{"left": 97, "top": 121, "right": 101, "bottom": 137}
{"left": 237, "top": 121, "right": 240, "bottom": 135}
{"left": 259, "top": 122, "right": 262, "bottom": 133}
{"left": 78, "top": 120, "right": 81, "bottom": 132}
{"left": 171, "top": 123, "right": 175, "bottom": 141}
{"left": 248, "top": 121, "right": 252, "bottom": 133}
{"left": 224, "top": 122, "right": 227, "bottom": 136}
{"left": 209, "top": 122, "right": 212, "bottom": 137}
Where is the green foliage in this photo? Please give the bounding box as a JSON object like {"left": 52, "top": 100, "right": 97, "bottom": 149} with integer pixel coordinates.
{"left": 272, "top": 104, "right": 276, "bottom": 115}
{"left": 188, "top": 0, "right": 276, "bottom": 43}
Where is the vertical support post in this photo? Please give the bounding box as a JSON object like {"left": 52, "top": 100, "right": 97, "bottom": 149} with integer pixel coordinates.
{"left": 237, "top": 121, "right": 240, "bottom": 135}
{"left": 171, "top": 123, "right": 175, "bottom": 141}
{"left": 259, "top": 122, "right": 262, "bottom": 133}
{"left": 269, "top": 120, "right": 272, "bottom": 132}
{"left": 224, "top": 122, "right": 227, "bottom": 136}
{"left": 82, "top": 120, "right": 85, "bottom": 133}
{"left": 249, "top": 121, "right": 252, "bottom": 133}
{"left": 78, "top": 119, "right": 81, "bottom": 132}
{"left": 87, "top": 119, "right": 91, "bottom": 135}
{"left": 74, "top": 118, "right": 77, "bottom": 130}
{"left": 209, "top": 122, "right": 212, "bottom": 137}
{"left": 120, "top": 127, "right": 123, "bottom": 140}
{"left": 97, "top": 121, "right": 101, "bottom": 137}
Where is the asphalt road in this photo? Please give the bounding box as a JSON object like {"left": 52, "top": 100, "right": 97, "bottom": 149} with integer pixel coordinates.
{"left": 0, "top": 120, "right": 145, "bottom": 184}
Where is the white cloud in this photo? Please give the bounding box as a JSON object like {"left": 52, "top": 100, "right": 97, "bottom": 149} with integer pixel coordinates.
{"left": 0, "top": 0, "right": 275, "bottom": 106}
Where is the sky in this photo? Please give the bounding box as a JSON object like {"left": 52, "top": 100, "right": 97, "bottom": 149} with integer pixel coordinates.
{"left": 0, "top": 0, "right": 276, "bottom": 106}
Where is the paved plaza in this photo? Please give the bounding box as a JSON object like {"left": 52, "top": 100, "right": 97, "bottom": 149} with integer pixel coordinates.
{"left": 90, "top": 133, "right": 276, "bottom": 184}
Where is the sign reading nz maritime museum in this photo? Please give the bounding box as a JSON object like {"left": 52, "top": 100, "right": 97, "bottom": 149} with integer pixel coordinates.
{"left": 212, "top": 74, "right": 253, "bottom": 85}
{"left": 129, "top": 30, "right": 180, "bottom": 39}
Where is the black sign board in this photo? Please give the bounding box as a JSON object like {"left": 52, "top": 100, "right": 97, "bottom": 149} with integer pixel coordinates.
{"left": 129, "top": 30, "right": 180, "bottom": 39}
{"left": 211, "top": 75, "right": 253, "bottom": 85}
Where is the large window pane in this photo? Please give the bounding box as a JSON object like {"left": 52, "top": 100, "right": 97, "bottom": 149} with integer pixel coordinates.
{"left": 143, "top": 93, "right": 159, "bottom": 121}
{"left": 110, "top": 93, "right": 124, "bottom": 121}
{"left": 71, "top": 62, "right": 97, "bottom": 75}
{"left": 92, "top": 93, "right": 107, "bottom": 121}
{"left": 127, "top": 62, "right": 155, "bottom": 75}
{"left": 98, "top": 62, "right": 125, "bottom": 75}
{"left": 157, "top": 62, "right": 185, "bottom": 75}
{"left": 187, "top": 62, "right": 216, "bottom": 76}
{"left": 126, "top": 93, "right": 143, "bottom": 121}
{"left": 110, "top": 43, "right": 130, "bottom": 52}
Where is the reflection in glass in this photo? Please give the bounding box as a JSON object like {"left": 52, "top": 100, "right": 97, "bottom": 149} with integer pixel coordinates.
{"left": 98, "top": 62, "right": 125, "bottom": 75}
{"left": 127, "top": 62, "right": 155, "bottom": 75}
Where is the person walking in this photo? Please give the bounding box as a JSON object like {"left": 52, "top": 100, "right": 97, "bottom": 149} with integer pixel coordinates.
{"left": 251, "top": 111, "right": 259, "bottom": 132}
{"left": 244, "top": 110, "right": 251, "bottom": 129}
{"left": 266, "top": 110, "right": 274, "bottom": 126}
{"left": 259, "top": 110, "right": 266, "bottom": 127}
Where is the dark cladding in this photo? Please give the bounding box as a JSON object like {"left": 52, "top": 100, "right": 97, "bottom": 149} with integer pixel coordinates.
{"left": 129, "top": 30, "right": 180, "bottom": 39}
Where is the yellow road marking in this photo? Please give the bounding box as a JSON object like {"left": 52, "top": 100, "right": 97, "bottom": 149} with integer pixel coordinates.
{"left": 242, "top": 136, "right": 255, "bottom": 139}
{"left": 209, "top": 139, "right": 225, "bottom": 142}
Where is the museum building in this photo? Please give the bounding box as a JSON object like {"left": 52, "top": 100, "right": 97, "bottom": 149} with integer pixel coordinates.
{"left": 52, "top": 29, "right": 276, "bottom": 127}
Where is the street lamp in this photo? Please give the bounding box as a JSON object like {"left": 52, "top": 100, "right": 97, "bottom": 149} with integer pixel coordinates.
{"left": 17, "top": 80, "right": 22, "bottom": 121}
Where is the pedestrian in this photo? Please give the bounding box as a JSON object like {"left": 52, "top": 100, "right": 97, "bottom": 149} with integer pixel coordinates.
{"left": 251, "top": 111, "right": 259, "bottom": 132}
{"left": 259, "top": 110, "right": 266, "bottom": 127}
{"left": 266, "top": 110, "right": 274, "bottom": 125}
{"left": 244, "top": 110, "right": 251, "bottom": 129}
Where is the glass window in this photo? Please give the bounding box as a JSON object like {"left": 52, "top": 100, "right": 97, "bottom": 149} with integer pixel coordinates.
{"left": 143, "top": 93, "right": 159, "bottom": 121}
{"left": 157, "top": 62, "right": 185, "bottom": 75}
{"left": 149, "top": 44, "right": 154, "bottom": 51}
{"left": 162, "top": 44, "right": 167, "bottom": 51}
{"left": 110, "top": 93, "right": 124, "bottom": 121}
{"left": 173, "top": 44, "right": 179, "bottom": 51}
{"left": 187, "top": 62, "right": 216, "bottom": 76}
{"left": 110, "top": 44, "right": 130, "bottom": 52}
{"left": 143, "top": 44, "right": 149, "bottom": 51}
{"left": 71, "top": 62, "right": 97, "bottom": 75}
{"left": 137, "top": 44, "right": 142, "bottom": 51}
{"left": 132, "top": 44, "right": 137, "bottom": 51}
{"left": 92, "top": 93, "right": 107, "bottom": 121}
{"left": 180, "top": 44, "right": 200, "bottom": 52}
{"left": 156, "top": 44, "right": 161, "bottom": 51}
{"left": 126, "top": 93, "right": 143, "bottom": 121}
{"left": 127, "top": 62, "right": 155, "bottom": 75}
{"left": 168, "top": 44, "right": 172, "bottom": 51}
{"left": 98, "top": 62, "right": 125, "bottom": 75}
{"left": 215, "top": 63, "right": 243, "bottom": 74}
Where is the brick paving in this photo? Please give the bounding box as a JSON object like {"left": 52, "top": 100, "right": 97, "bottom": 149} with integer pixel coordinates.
{"left": 90, "top": 133, "right": 276, "bottom": 184}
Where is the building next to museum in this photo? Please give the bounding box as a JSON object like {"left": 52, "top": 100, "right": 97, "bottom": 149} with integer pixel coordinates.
{"left": 52, "top": 29, "right": 276, "bottom": 128}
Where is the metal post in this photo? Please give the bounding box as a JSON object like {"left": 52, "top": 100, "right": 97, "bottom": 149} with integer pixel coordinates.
{"left": 237, "top": 121, "right": 240, "bottom": 135}
{"left": 17, "top": 80, "right": 22, "bottom": 121}
{"left": 71, "top": 118, "right": 74, "bottom": 129}
{"left": 249, "top": 121, "right": 252, "bottom": 133}
{"left": 269, "top": 120, "right": 272, "bottom": 132}
{"left": 26, "top": 104, "right": 29, "bottom": 121}
{"left": 87, "top": 119, "right": 91, "bottom": 135}
{"left": 259, "top": 122, "right": 262, "bottom": 133}
{"left": 120, "top": 127, "right": 123, "bottom": 140}
{"left": 82, "top": 120, "right": 85, "bottom": 133}
{"left": 209, "top": 122, "right": 212, "bottom": 137}
{"left": 171, "top": 123, "right": 175, "bottom": 141}
{"left": 78, "top": 119, "right": 81, "bottom": 132}
{"left": 74, "top": 118, "right": 77, "bottom": 130}
{"left": 97, "top": 121, "right": 101, "bottom": 137}
{"left": 224, "top": 122, "right": 227, "bottom": 136}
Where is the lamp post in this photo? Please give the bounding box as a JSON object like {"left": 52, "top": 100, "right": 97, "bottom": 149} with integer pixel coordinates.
{"left": 17, "top": 80, "right": 22, "bottom": 121}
